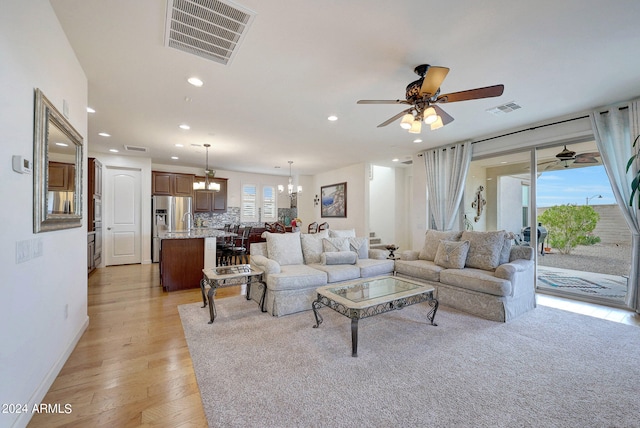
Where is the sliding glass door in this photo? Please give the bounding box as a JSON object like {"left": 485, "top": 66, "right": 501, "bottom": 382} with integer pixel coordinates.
{"left": 466, "top": 142, "right": 631, "bottom": 308}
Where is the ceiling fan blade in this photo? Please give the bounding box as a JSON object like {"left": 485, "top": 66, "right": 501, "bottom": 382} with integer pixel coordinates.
{"left": 573, "top": 152, "right": 601, "bottom": 164}
{"left": 419, "top": 66, "right": 449, "bottom": 97}
{"left": 432, "top": 105, "right": 454, "bottom": 125}
{"left": 436, "top": 84, "right": 504, "bottom": 103}
{"left": 357, "top": 99, "right": 410, "bottom": 105}
{"left": 377, "top": 108, "right": 412, "bottom": 128}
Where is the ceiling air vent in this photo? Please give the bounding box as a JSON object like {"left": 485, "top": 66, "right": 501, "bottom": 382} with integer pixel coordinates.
{"left": 124, "top": 145, "right": 149, "bottom": 153}
{"left": 486, "top": 101, "right": 522, "bottom": 116}
{"left": 401, "top": 160, "right": 413, "bottom": 165}
{"left": 164, "top": 0, "right": 256, "bottom": 66}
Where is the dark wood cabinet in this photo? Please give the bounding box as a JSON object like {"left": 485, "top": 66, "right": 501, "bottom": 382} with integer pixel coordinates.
{"left": 152, "top": 171, "right": 194, "bottom": 196}
{"left": 48, "top": 161, "right": 75, "bottom": 191}
{"left": 159, "top": 238, "right": 204, "bottom": 291}
{"left": 89, "top": 158, "right": 102, "bottom": 198}
{"left": 88, "top": 158, "right": 102, "bottom": 274}
{"left": 193, "top": 177, "right": 228, "bottom": 213}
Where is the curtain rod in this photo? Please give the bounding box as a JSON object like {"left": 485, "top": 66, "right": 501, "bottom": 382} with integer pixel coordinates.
{"left": 471, "top": 115, "right": 590, "bottom": 145}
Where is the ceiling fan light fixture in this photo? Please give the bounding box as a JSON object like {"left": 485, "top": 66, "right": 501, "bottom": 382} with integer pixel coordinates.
{"left": 400, "top": 113, "right": 414, "bottom": 130}
{"left": 423, "top": 107, "right": 438, "bottom": 124}
{"left": 556, "top": 145, "right": 576, "bottom": 161}
{"left": 430, "top": 116, "right": 444, "bottom": 130}
{"left": 408, "top": 120, "right": 422, "bottom": 134}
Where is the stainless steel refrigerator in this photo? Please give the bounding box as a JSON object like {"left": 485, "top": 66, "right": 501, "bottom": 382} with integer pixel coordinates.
{"left": 152, "top": 195, "right": 192, "bottom": 262}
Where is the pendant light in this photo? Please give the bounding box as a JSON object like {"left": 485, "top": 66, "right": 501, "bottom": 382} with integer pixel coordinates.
{"left": 193, "top": 144, "right": 220, "bottom": 191}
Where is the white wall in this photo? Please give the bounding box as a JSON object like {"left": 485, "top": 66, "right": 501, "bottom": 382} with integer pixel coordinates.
{"left": 0, "top": 2, "right": 88, "bottom": 427}
{"left": 369, "top": 165, "right": 396, "bottom": 245}
{"left": 312, "top": 163, "right": 369, "bottom": 236}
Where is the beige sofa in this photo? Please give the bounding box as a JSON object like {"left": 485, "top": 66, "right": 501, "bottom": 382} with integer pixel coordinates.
{"left": 249, "top": 230, "right": 394, "bottom": 316}
{"left": 394, "top": 230, "right": 536, "bottom": 322}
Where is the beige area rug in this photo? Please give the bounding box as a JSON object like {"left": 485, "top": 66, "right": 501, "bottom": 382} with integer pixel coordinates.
{"left": 179, "top": 297, "right": 640, "bottom": 428}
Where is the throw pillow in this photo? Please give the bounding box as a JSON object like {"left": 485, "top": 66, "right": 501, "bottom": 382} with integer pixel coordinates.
{"left": 461, "top": 230, "right": 508, "bottom": 271}
{"left": 322, "top": 237, "right": 350, "bottom": 252}
{"left": 419, "top": 230, "right": 463, "bottom": 261}
{"left": 265, "top": 231, "right": 304, "bottom": 266}
{"left": 499, "top": 232, "right": 515, "bottom": 265}
{"left": 347, "top": 237, "right": 368, "bottom": 259}
{"left": 300, "top": 233, "right": 326, "bottom": 264}
{"left": 321, "top": 251, "right": 358, "bottom": 265}
{"left": 328, "top": 229, "right": 356, "bottom": 238}
{"left": 434, "top": 240, "right": 470, "bottom": 269}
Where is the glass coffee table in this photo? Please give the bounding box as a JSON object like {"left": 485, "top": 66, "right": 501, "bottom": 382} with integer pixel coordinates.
{"left": 312, "top": 276, "right": 438, "bottom": 357}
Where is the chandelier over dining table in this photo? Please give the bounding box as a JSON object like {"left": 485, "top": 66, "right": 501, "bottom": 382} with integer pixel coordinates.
{"left": 278, "top": 160, "right": 302, "bottom": 198}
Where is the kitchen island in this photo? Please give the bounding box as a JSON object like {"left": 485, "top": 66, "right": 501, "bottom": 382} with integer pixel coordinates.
{"left": 158, "top": 228, "right": 234, "bottom": 292}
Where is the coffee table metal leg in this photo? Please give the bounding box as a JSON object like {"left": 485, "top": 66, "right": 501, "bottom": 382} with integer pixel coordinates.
{"left": 312, "top": 299, "right": 324, "bottom": 328}
{"left": 351, "top": 317, "right": 359, "bottom": 357}
{"left": 207, "top": 287, "right": 217, "bottom": 324}
{"left": 426, "top": 297, "right": 439, "bottom": 326}
{"left": 259, "top": 281, "right": 267, "bottom": 313}
{"left": 200, "top": 277, "right": 208, "bottom": 308}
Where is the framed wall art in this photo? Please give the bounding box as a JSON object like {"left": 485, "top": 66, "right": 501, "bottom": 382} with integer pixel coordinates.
{"left": 320, "top": 182, "right": 347, "bottom": 218}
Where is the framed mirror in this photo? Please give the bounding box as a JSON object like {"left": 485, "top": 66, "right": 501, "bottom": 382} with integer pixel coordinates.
{"left": 33, "top": 88, "right": 84, "bottom": 233}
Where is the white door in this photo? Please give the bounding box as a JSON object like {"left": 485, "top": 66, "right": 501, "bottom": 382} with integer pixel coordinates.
{"left": 105, "top": 167, "right": 142, "bottom": 265}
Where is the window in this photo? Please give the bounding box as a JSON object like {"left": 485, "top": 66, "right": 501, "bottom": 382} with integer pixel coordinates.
{"left": 262, "top": 185, "right": 277, "bottom": 222}
{"left": 241, "top": 183, "right": 278, "bottom": 222}
{"left": 241, "top": 184, "right": 257, "bottom": 222}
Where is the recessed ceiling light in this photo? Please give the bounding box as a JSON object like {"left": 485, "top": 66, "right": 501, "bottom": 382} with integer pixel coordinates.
{"left": 98, "top": 132, "right": 110, "bottom": 137}
{"left": 109, "top": 149, "right": 119, "bottom": 153}
{"left": 55, "top": 142, "right": 68, "bottom": 147}
{"left": 175, "top": 143, "right": 184, "bottom": 147}
{"left": 179, "top": 124, "right": 190, "bottom": 130}
{"left": 187, "top": 77, "right": 204, "bottom": 87}
{"left": 413, "top": 139, "right": 422, "bottom": 143}
{"left": 86, "top": 107, "right": 95, "bottom": 113}
{"left": 327, "top": 115, "right": 338, "bottom": 121}
{"left": 392, "top": 158, "right": 399, "bottom": 162}
{"left": 171, "top": 156, "right": 179, "bottom": 160}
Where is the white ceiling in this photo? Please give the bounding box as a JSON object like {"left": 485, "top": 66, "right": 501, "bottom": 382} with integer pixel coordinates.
{"left": 50, "top": 0, "right": 640, "bottom": 177}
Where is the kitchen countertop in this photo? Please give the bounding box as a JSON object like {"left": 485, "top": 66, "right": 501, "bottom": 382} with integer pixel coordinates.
{"left": 158, "top": 228, "right": 236, "bottom": 239}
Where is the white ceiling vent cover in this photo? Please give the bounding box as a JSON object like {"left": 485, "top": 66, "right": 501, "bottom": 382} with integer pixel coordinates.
{"left": 486, "top": 101, "right": 522, "bottom": 116}
{"left": 124, "top": 145, "right": 149, "bottom": 153}
{"left": 164, "top": 0, "right": 256, "bottom": 66}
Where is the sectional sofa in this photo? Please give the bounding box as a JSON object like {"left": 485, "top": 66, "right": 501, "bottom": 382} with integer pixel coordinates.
{"left": 249, "top": 229, "right": 536, "bottom": 322}
{"left": 394, "top": 230, "right": 536, "bottom": 322}
{"left": 249, "top": 229, "right": 394, "bottom": 316}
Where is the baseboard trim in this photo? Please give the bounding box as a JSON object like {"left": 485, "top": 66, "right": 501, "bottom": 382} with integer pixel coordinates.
{"left": 14, "top": 316, "right": 89, "bottom": 428}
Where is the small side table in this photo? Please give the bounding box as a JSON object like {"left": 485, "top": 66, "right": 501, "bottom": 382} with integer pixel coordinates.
{"left": 201, "top": 265, "right": 266, "bottom": 324}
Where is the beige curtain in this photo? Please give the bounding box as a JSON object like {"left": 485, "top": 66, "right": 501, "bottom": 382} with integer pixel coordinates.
{"left": 423, "top": 142, "right": 472, "bottom": 231}
{"left": 590, "top": 101, "right": 640, "bottom": 311}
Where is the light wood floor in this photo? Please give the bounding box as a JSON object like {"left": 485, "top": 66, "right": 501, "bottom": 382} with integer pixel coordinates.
{"left": 28, "top": 264, "right": 639, "bottom": 427}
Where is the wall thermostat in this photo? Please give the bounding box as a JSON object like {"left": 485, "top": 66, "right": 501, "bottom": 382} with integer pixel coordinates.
{"left": 12, "top": 155, "right": 32, "bottom": 174}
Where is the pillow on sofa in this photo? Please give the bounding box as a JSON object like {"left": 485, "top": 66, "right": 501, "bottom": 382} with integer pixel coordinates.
{"left": 419, "top": 230, "right": 463, "bottom": 261}
{"left": 499, "top": 232, "right": 515, "bottom": 265}
{"left": 461, "top": 230, "right": 508, "bottom": 271}
{"left": 321, "top": 251, "right": 358, "bottom": 265}
{"left": 434, "top": 240, "right": 470, "bottom": 269}
{"left": 300, "top": 230, "right": 329, "bottom": 264}
{"left": 265, "top": 231, "right": 304, "bottom": 266}
{"left": 347, "top": 237, "right": 368, "bottom": 259}
{"left": 329, "top": 229, "right": 356, "bottom": 238}
{"left": 322, "top": 237, "right": 350, "bottom": 252}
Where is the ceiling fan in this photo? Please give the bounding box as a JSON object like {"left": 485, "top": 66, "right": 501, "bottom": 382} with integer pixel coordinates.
{"left": 357, "top": 64, "right": 504, "bottom": 133}
{"left": 538, "top": 146, "right": 601, "bottom": 169}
